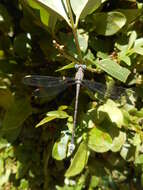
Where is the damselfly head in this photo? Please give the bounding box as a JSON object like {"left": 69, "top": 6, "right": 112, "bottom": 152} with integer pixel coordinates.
{"left": 75, "top": 64, "right": 86, "bottom": 70}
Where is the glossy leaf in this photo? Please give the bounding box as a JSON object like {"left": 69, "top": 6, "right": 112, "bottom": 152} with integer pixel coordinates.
{"left": 88, "top": 127, "right": 112, "bottom": 153}
{"left": 65, "top": 142, "right": 89, "bottom": 177}
{"left": 27, "top": 0, "right": 57, "bottom": 30}
{"left": 95, "top": 59, "right": 131, "bottom": 82}
{"left": 133, "top": 38, "right": 143, "bottom": 55}
{"left": 36, "top": 109, "right": 69, "bottom": 127}
{"left": 29, "top": 0, "right": 70, "bottom": 25}
{"left": 120, "top": 144, "right": 135, "bottom": 162}
{"left": 70, "top": 0, "right": 101, "bottom": 26}
{"left": 111, "top": 131, "right": 126, "bottom": 152}
{"left": 128, "top": 31, "right": 137, "bottom": 49}
{"left": 93, "top": 11, "right": 126, "bottom": 36}
{"left": 117, "top": 9, "right": 141, "bottom": 24}
{"left": 98, "top": 100, "right": 124, "bottom": 128}
{"left": 77, "top": 29, "right": 89, "bottom": 53}
{"left": 52, "top": 134, "right": 69, "bottom": 160}
{"left": 56, "top": 62, "right": 75, "bottom": 72}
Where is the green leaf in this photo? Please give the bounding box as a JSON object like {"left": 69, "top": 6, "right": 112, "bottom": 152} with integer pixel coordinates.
{"left": 111, "top": 131, "right": 126, "bottom": 152}
{"left": 77, "top": 29, "right": 89, "bottom": 53}
{"left": 133, "top": 38, "right": 143, "bottom": 55}
{"left": 95, "top": 59, "right": 131, "bottom": 82}
{"left": 30, "top": 0, "right": 70, "bottom": 26}
{"left": 128, "top": 31, "right": 137, "bottom": 49}
{"left": 93, "top": 11, "right": 126, "bottom": 36}
{"left": 98, "top": 100, "right": 124, "bottom": 128}
{"left": 117, "top": 9, "right": 141, "bottom": 24}
{"left": 2, "top": 98, "right": 32, "bottom": 142}
{"left": 36, "top": 109, "right": 69, "bottom": 127}
{"left": 27, "top": 0, "right": 57, "bottom": 30}
{"left": 120, "top": 144, "right": 135, "bottom": 162}
{"left": 58, "top": 105, "right": 68, "bottom": 111}
{"left": 0, "top": 4, "right": 12, "bottom": 33}
{"left": 56, "top": 62, "right": 75, "bottom": 72}
{"left": 14, "top": 34, "right": 31, "bottom": 58}
{"left": 88, "top": 127, "right": 112, "bottom": 153}
{"left": 35, "top": 116, "right": 57, "bottom": 128}
{"left": 52, "top": 134, "right": 69, "bottom": 160}
{"left": 0, "top": 89, "right": 13, "bottom": 110}
{"left": 65, "top": 142, "right": 89, "bottom": 177}
{"left": 119, "top": 54, "right": 131, "bottom": 66}
{"left": 135, "top": 154, "right": 143, "bottom": 164}
{"left": 70, "top": 0, "right": 101, "bottom": 26}
{"left": 46, "top": 110, "right": 69, "bottom": 118}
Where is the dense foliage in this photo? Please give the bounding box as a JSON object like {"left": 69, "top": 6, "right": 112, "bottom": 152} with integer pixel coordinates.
{"left": 0, "top": 0, "right": 143, "bottom": 189}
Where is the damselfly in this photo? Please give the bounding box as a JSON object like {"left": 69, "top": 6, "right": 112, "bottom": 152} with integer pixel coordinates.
{"left": 23, "top": 64, "right": 133, "bottom": 153}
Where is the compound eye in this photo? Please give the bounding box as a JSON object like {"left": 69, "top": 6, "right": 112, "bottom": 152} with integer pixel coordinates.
{"left": 82, "top": 65, "right": 86, "bottom": 70}
{"left": 75, "top": 64, "right": 79, "bottom": 69}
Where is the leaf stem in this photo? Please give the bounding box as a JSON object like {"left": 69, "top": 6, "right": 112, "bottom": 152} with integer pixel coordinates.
{"left": 66, "top": 0, "right": 83, "bottom": 64}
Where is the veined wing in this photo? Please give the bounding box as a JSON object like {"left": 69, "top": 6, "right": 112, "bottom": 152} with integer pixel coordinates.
{"left": 23, "top": 75, "right": 74, "bottom": 87}
{"left": 82, "top": 79, "right": 134, "bottom": 100}
{"left": 23, "top": 75, "right": 75, "bottom": 97}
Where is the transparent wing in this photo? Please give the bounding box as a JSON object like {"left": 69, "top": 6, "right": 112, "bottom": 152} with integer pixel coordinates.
{"left": 23, "top": 75, "right": 74, "bottom": 87}
{"left": 82, "top": 79, "right": 134, "bottom": 100}
{"left": 23, "top": 75, "right": 75, "bottom": 97}
{"left": 33, "top": 85, "right": 70, "bottom": 98}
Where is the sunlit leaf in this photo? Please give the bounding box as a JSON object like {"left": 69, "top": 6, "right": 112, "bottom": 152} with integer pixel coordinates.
{"left": 27, "top": 0, "right": 70, "bottom": 25}
{"left": 65, "top": 142, "right": 89, "bottom": 177}
{"left": 70, "top": 0, "right": 101, "bottom": 26}
{"left": 27, "top": 0, "right": 57, "bottom": 30}
{"left": 98, "top": 100, "right": 124, "bottom": 128}
{"left": 56, "top": 62, "right": 75, "bottom": 72}
{"left": 88, "top": 127, "right": 112, "bottom": 153}
{"left": 93, "top": 11, "right": 126, "bottom": 36}
{"left": 95, "top": 59, "right": 131, "bottom": 82}
{"left": 133, "top": 38, "right": 143, "bottom": 55}
{"left": 36, "top": 109, "right": 69, "bottom": 127}
{"left": 52, "top": 134, "right": 69, "bottom": 160}
{"left": 111, "top": 131, "right": 126, "bottom": 152}
{"left": 128, "top": 31, "right": 137, "bottom": 49}
{"left": 0, "top": 4, "right": 12, "bottom": 33}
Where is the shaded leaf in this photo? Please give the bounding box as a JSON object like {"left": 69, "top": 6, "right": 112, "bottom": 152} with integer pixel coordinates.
{"left": 0, "top": 4, "right": 12, "bottom": 33}
{"left": 120, "top": 144, "right": 136, "bottom": 162}
{"left": 14, "top": 34, "right": 32, "bottom": 58}
{"left": 2, "top": 98, "right": 32, "bottom": 142}
{"left": 0, "top": 89, "right": 13, "bottom": 110}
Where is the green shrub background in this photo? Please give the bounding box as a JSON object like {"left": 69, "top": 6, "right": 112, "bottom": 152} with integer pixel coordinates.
{"left": 0, "top": 0, "right": 143, "bottom": 189}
